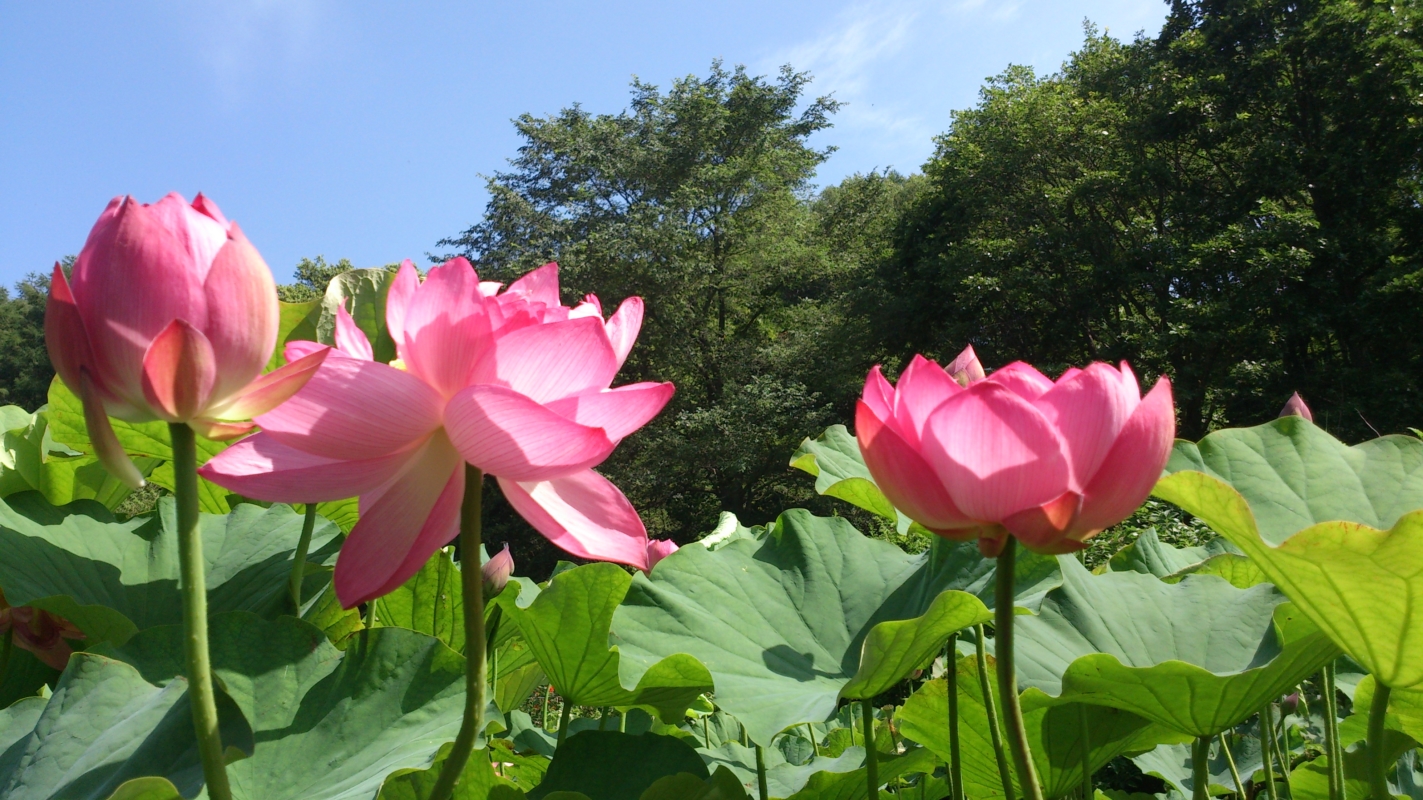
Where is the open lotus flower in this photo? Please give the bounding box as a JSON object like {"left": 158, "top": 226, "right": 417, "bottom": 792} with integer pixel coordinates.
{"left": 200, "top": 258, "right": 677, "bottom": 606}
{"left": 0, "top": 589, "right": 85, "bottom": 671}
{"left": 45, "top": 193, "right": 328, "bottom": 488}
{"left": 857, "top": 347, "right": 1175, "bottom": 556}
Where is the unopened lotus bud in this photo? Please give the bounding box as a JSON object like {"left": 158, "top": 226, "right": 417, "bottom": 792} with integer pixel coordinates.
{"left": 1279, "top": 392, "right": 1313, "bottom": 422}
{"left": 945, "top": 345, "right": 986, "bottom": 386}
{"left": 1281, "top": 691, "right": 1301, "bottom": 715}
{"left": 646, "top": 538, "right": 678, "bottom": 570}
{"left": 482, "top": 544, "right": 515, "bottom": 599}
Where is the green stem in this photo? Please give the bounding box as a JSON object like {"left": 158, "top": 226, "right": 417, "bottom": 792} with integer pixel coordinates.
{"left": 1191, "top": 735, "right": 1211, "bottom": 800}
{"left": 365, "top": 601, "right": 377, "bottom": 629}
{"left": 599, "top": 707, "right": 610, "bottom": 731}
{"left": 756, "top": 744, "right": 770, "bottom": 800}
{"left": 544, "top": 684, "right": 553, "bottom": 730}
{"left": 429, "top": 466, "right": 487, "bottom": 800}
{"left": 995, "top": 541, "right": 1045, "bottom": 800}
{"left": 704, "top": 716, "right": 710, "bottom": 746}
{"left": 620, "top": 710, "right": 627, "bottom": 733}
{"left": 169, "top": 424, "right": 233, "bottom": 800}
{"left": 1321, "top": 665, "right": 1343, "bottom": 800}
{"left": 976, "top": 624, "right": 1014, "bottom": 800}
{"left": 288, "top": 504, "right": 318, "bottom": 612}
{"left": 1079, "top": 703, "right": 1094, "bottom": 799}
{"left": 1276, "top": 702, "right": 1294, "bottom": 798}
{"left": 557, "top": 697, "right": 572, "bottom": 747}
{"left": 807, "top": 723, "right": 820, "bottom": 758}
{"left": 864, "top": 698, "right": 880, "bottom": 800}
{"left": 1367, "top": 682, "right": 1392, "bottom": 800}
{"left": 1220, "top": 732, "right": 1246, "bottom": 799}
{"left": 1261, "top": 704, "right": 1280, "bottom": 800}
{"left": 946, "top": 634, "right": 963, "bottom": 800}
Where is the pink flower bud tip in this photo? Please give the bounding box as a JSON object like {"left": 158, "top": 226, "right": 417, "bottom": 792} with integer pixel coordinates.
{"left": 1278, "top": 392, "right": 1313, "bottom": 422}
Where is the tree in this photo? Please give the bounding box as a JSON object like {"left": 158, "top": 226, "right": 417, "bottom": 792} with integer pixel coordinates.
{"left": 277, "top": 256, "right": 359, "bottom": 302}
{"left": 0, "top": 271, "right": 55, "bottom": 412}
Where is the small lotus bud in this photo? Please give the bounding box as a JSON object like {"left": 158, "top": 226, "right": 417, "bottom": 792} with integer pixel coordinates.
{"left": 1279, "top": 392, "right": 1313, "bottom": 422}
{"left": 646, "top": 539, "right": 678, "bottom": 570}
{"left": 1280, "top": 691, "right": 1301, "bottom": 716}
{"left": 946, "top": 345, "right": 986, "bottom": 386}
{"left": 482, "top": 544, "right": 515, "bottom": 599}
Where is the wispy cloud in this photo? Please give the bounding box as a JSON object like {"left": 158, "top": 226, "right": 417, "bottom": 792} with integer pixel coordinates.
{"left": 177, "top": 0, "right": 331, "bottom": 102}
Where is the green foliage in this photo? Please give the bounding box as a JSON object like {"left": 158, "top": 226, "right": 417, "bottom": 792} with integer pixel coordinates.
{"left": 0, "top": 272, "right": 56, "bottom": 412}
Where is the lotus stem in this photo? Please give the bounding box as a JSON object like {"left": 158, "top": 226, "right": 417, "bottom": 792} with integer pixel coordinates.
{"left": 1321, "top": 664, "right": 1343, "bottom": 800}
{"left": 620, "top": 710, "right": 627, "bottom": 733}
{"left": 946, "top": 634, "right": 963, "bottom": 800}
{"left": 705, "top": 716, "right": 711, "bottom": 746}
{"left": 864, "top": 698, "right": 880, "bottom": 800}
{"left": 169, "top": 423, "right": 233, "bottom": 800}
{"left": 429, "top": 466, "right": 486, "bottom": 800}
{"left": 288, "top": 504, "right": 318, "bottom": 612}
{"left": 1276, "top": 702, "right": 1294, "bottom": 798}
{"left": 995, "top": 540, "right": 1045, "bottom": 800}
{"left": 557, "top": 698, "right": 572, "bottom": 746}
{"left": 976, "top": 624, "right": 1014, "bottom": 800}
{"left": 599, "top": 707, "right": 610, "bottom": 731}
{"left": 1367, "top": 681, "right": 1392, "bottom": 800}
{"left": 544, "top": 684, "right": 553, "bottom": 730}
{"left": 807, "top": 722, "right": 820, "bottom": 758}
{"left": 1191, "top": 735, "right": 1211, "bottom": 800}
{"left": 756, "top": 744, "right": 770, "bottom": 800}
{"left": 1079, "top": 704, "right": 1094, "bottom": 799}
{"left": 1260, "top": 704, "right": 1280, "bottom": 800}
{"left": 1220, "top": 732, "right": 1246, "bottom": 799}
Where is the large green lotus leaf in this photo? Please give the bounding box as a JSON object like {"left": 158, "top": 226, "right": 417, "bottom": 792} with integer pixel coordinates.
{"left": 0, "top": 654, "right": 254, "bottom": 799}
{"left": 527, "top": 731, "right": 708, "bottom": 800}
{"left": 613, "top": 510, "right": 1058, "bottom": 744}
{"left": 781, "top": 746, "right": 939, "bottom": 800}
{"left": 1155, "top": 417, "right": 1423, "bottom": 689}
{"left": 1006, "top": 559, "right": 1338, "bottom": 736}
{"left": 0, "top": 696, "right": 44, "bottom": 761}
{"left": 1354, "top": 676, "right": 1423, "bottom": 746}
{"left": 494, "top": 564, "right": 711, "bottom": 722}
{"left": 1131, "top": 738, "right": 1266, "bottom": 798}
{"left": 1162, "top": 554, "right": 1270, "bottom": 590}
{"left": 374, "top": 546, "right": 467, "bottom": 652}
{"left": 789, "top": 425, "right": 902, "bottom": 525}
{"left": 97, "top": 612, "right": 473, "bottom": 800}
{"left": 0, "top": 646, "right": 59, "bottom": 709}
{"left": 0, "top": 408, "right": 158, "bottom": 510}
{"left": 1287, "top": 726, "right": 1417, "bottom": 800}
{"left": 45, "top": 378, "right": 234, "bottom": 514}
{"left": 639, "top": 767, "right": 751, "bottom": 800}
{"left": 375, "top": 739, "right": 528, "bottom": 800}
{"left": 698, "top": 742, "right": 867, "bottom": 798}
{"left": 897, "top": 658, "right": 1182, "bottom": 800}
{"left": 1107, "top": 529, "right": 1240, "bottom": 579}
{"left": 320, "top": 268, "right": 398, "bottom": 364}
{"left": 0, "top": 493, "right": 341, "bottom": 646}
{"left": 265, "top": 298, "right": 322, "bottom": 371}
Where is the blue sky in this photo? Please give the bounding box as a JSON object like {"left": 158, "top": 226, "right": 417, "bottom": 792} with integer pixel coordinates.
{"left": 0, "top": 1, "right": 1168, "bottom": 288}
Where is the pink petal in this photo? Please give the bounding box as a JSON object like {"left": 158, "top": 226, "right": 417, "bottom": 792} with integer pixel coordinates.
{"left": 892, "top": 355, "right": 961, "bottom": 445}
{"left": 543, "top": 382, "right": 674, "bottom": 441}
{"left": 569, "top": 294, "right": 603, "bottom": 320}
{"left": 201, "top": 223, "right": 280, "bottom": 402}
{"left": 333, "top": 304, "right": 374, "bottom": 361}
{"left": 77, "top": 368, "right": 146, "bottom": 489}
{"left": 498, "top": 470, "right": 652, "bottom": 570}
{"left": 1002, "top": 490, "right": 1084, "bottom": 553}
{"left": 504, "top": 262, "right": 561, "bottom": 308}
{"left": 986, "top": 362, "right": 1055, "bottom": 401}
{"left": 197, "top": 432, "right": 416, "bottom": 502}
{"left": 255, "top": 356, "right": 444, "bottom": 460}
{"left": 385, "top": 260, "right": 420, "bottom": 357}
{"left": 1279, "top": 392, "right": 1313, "bottom": 421}
{"left": 44, "top": 264, "right": 96, "bottom": 400}
{"left": 285, "top": 340, "right": 330, "bottom": 362}
{"left": 444, "top": 384, "right": 616, "bottom": 481}
{"left": 205, "top": 347, "right": 329, "bottom": 421}
{"left": 856, "top": 400, "right": 975, "bottom": 531}
{"left": 1035, "top": 362, "right": 1140, "bottom": 491}
{"left": 861, "top": 366, "right": 895, "bottom": 422}
{"left": 334, "top": 434, "right": 465, "bottom": 607}
{"left": 604, "top": 297, "right": 643, "bottom": 368}
{"left": 140, "top": 319, "right": 217, "bottom": 422}
{"left": 401, "top": 257, "right": 492, "bottom": 397}
{"left": 143, "top": 192, "right": 229, "bottom": 282}
{"left": 646, "top": 539, "right": 678, "bottom": 570}
{"left": 1073, "top": 376, "right": 1176, "bottom": 533}
{"left": 188, "top": 419, "right": 254, "bottom": 441}
{"left": 71, "top": 196, "right": 210, "bottom": 410}
{"left": 190, "top": 193, "right": 230, "bottom": 228}
{"left": 945, "top": 345, "right": 986, "bottom": 385}
{"left": 920, "top": 382, "right": 1070, "bottom": 523}
{"left": 466, "top": 316, "right": 619, "bottom": 404}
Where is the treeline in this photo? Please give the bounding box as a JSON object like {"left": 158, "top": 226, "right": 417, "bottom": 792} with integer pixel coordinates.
{"left": 2, "top": 0, "right": 1419, "bottom": 567}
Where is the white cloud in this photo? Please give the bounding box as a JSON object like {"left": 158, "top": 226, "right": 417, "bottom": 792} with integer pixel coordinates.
{"left": 178, "top": 0, "right": 331, "bottom": 101}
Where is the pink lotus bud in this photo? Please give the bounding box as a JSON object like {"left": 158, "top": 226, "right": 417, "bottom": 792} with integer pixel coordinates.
{"left": 1279, "top": 392, "right": 1313, "bottom": 422}
{"left": 45, "top": 193, "right": 326, "bottom": 487}
{"left": 857, "top": 356, "right": 1175, "bottom": 557}
{"left": 1280, "top": 692, "right": 1301, "bottom": 715}
{"left": 482, "top": 544, "right": 515, "bottom": 599}
{"left": 646, "top": 538, "right": 678, "bottom": 570}
{"left": 945, "top": 345, "right": 986, "bottom": 386}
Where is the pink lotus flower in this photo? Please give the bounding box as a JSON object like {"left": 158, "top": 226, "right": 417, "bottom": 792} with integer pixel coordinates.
{"left": 1278, "top": 392, "right": 1313, "bottom": 421}
{"left": 199, "top": 258, "right": 676, "bottom": 606}
{"left": 856, "top": 347, "right": 1174, "bottom": 556}
{"left": 646, "top": 538, "right": 679, "bottom": 570}
{"left": 0, "top": 589, "right": 84, "bottom": 671}
{"left": 45, "top": 193, "right": 327, "bottom": 488}
{"left": 482, "top": 544, "right": 515, "bottom": 599}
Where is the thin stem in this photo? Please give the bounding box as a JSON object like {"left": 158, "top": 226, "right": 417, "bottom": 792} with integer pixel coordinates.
{"left": 976, "top": 624, "right": 1014, "bottom": 800}
{"left": 995, "top": 540, "right": 1045, "bottom": 800}
{"left": 756, "top": 744, "right": 769, "bottom": 800}
{"left": 428, "top": 466, "right": 486, "bottom": 800}
{"left": 704, "top": 716, "right": 710, "bottom": 745}
{"left": 1276, "top": 702, "right": 1294, "bottom": 798}
{"left": 599, "top": 707, "right": 609, "bottom": 731}
{"left": 864, "top": 698, "right": 880, "bottom": 800}
{"left": 544, "top": 684, "right": 553, "bottom": 730}
{"left": 1321, "top": 665, "right": 1343, "bottom": 800}
{"left": 1367, "top": 682, "right": 1392, "bottom": 800}
{"left": 1220, "top": 732, "right": 1246, "bottom": 799}
{"left": 1191, "top": 735, "right": 1211, "bottom": 800}
{"left": 288, "top": 504, "right": 318, "bottom": 612}
{"left": 807, "top": 723, "right": 821, "bottom": 758}
{"left": 1079, "top": 703, "right": 1094, "bottom": 799}
{"left": 946, "top": 633, "right": 963, "bottom": 800}
{"left": 365, "top": 601, "right": 377, "bottom": 629}
{"left": 557, "top": 698, "right": 572, "bottom": 747}
{"left": 620, "top": 710, "right": 627, "bottom": 733}
{"left": 169, "top": 423, "right": 233, "bottom": 800}
{"left": 1260, "top": 703, "right": 1280, "bottom": 800}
